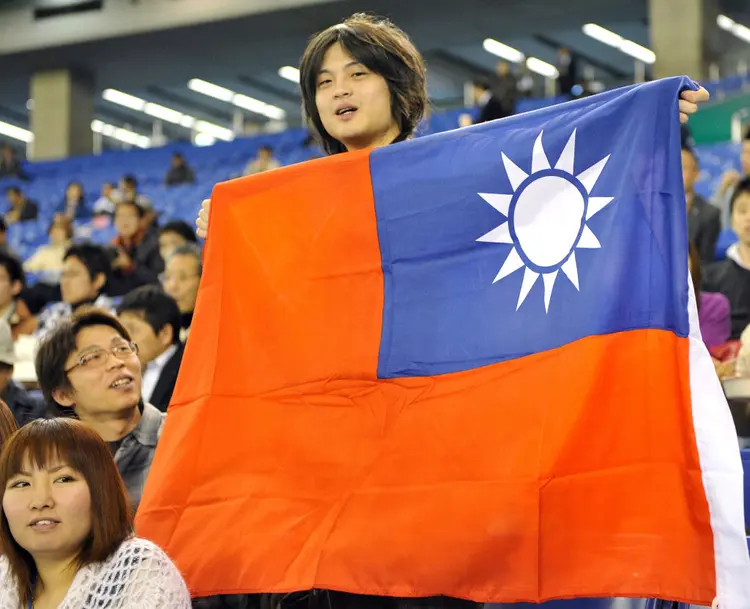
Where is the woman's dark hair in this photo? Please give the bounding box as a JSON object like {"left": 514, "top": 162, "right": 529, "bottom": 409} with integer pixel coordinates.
{"left": 689, "top": 241, "right": 701, "bottom": 311}
{"left": 0, "top": 418, "right": 132, "bottom": 605}
{"left": 299, "top": 13, "right": 428, "bottom": 155}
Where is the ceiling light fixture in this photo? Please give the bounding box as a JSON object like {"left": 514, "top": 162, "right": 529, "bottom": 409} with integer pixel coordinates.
{"left": 188, "top": 78, "right": 287, "bottom": 120}
{"left": 582, "top": 23, "right": 656, "bottom": 64}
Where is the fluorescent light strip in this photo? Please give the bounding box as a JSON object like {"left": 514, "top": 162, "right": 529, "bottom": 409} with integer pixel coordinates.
{"left": 194, "top": 120, "right": 234, "bottom": 141}
{"left": 526, "top": 57, "right": 559, "bottom": 79}
{"left": 91, "top": 120, "right": 151, "bottom": 148}
{"left": 0, "top": 121, "right": 33, "bottom": 143}
{"left": 482, "top": 38, "right": 525, "bottom": 63}
{"left": 188, "top": 78, "right": 287, "bottom": 120}
{"left": 278, "top": 66, "right": 300, "bottom": 83}
{"left": 718, "top": 14, "right": 750, "bottom": 44}
{"left": 582, "top": 23, "right": 656, "bottom": 64}
{"left": 101, "top": 88, "right": 228, "bottom": 139}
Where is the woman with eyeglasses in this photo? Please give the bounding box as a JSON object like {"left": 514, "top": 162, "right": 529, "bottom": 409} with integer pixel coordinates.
{"left": 34, "top": 307, "right": 166, "bottom": 512}
{"left": 0, "top": 417, "right": 190, "bottom": 608}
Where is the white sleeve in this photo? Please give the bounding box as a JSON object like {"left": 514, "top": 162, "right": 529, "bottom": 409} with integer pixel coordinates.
{"left": 117, "top": 539, "right": 192, "bottom": 609}
{"left": 0, "top": 556, "right": 20, "bottom": 609}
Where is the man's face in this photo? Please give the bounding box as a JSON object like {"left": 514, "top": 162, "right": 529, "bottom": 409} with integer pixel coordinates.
{"left": 731, "top": 192, "right": 750, "bottom": 245}
{"left": 60, "top": 256, "right": 100, "bottom": 305}
{"left": 118, "top": 311, "right": 170, "bottom": 366}
{"left": 57, "top": 325, "right": 142, "bottom": 420}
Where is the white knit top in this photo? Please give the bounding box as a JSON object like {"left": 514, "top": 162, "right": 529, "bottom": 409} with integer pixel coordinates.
{"left": 0, "top": 537, "right": 191, "bottom": 608}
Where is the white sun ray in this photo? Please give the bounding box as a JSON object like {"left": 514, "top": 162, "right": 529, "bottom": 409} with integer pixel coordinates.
{"left": 554, "top": 129, "right": 577, "bottom": 173}
{"left": 493, "top": 246, "right": 525, "bottom": 283}
{"left": 531, "top": 132, "right": 551, "bottom": 173}
{"left": 577, "top": 225, "right": 601, "bottom": 249}
{"left": 586, "top": 196, "right": 614, "bottom": 220}
{"left": 478, "top": 128, "right": 614, "bottom": 312}
{"left": 542, "top": 270, "right": 558, "bottom": 312}
{"left": 478, "top": 222, "right": 512, "bottom": 244}
{"left": 502, "top": 152, "right": 529, "bottom": 191}
{"left": 576, "top": 155, "right": 611, "bottom": 193}
{"left": 478, "top": 193, "right": 512, "bottom": 216}
{"left": 517, "top": 267, "right": 539, "bottom": 310}
{"left": 561, "top": 253, "right": 580, "bottom": 290}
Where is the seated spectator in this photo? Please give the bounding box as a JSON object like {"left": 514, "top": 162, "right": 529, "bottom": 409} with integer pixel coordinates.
{"left": 36, "top": 243, "right": 114, "bottom": 338}
{"left": 0, "top": 417, "right": 191, "bottom": 607}
{"left": 118, "top": 286, "right": 184, "bottom": 412}
{"left": 0, "top": 250, "right": 34, "bottom": 339}
{"left": 35, "top": 308, "right": 167, "bottom": 510}
{"left": 0, "top": 144, "right": 26, "bottom": 180}
{"left": 0, "top": 319, "right": 45, "bottom": 426}
{"left": 244, "top": 145, "right": 280, "bottom": 176}
{"left": 93, "top": 181, "right": 117, "bottom": 216}
{"left": 24, "top": 215, "right": 74, "bottom": 279}
{"left": 4, "top": 185, "right": 38, "bottom": 225}
{"left": 163, "top": 244, "right": 201, "bottom": 340}
{"left": 165, "top": 152, "right": 195, "bottom": 186}
{"left": 56, "top": 180, "right": 91, "bottom": 222}
{"left": 116, "top": 174, "right": 152, "bottom": 209}
{"left": 704, "top": 178, "right": 750, "bottom": 339}
{"left": 108, "top": 201, "right": 163, "bottom": 297}
{"left": 117, "top": 174, "right": 160, "bottom": 240}
{"left": 683, "top": 146, "right": 720, "bottom": 263}
{"left": 158, "top": 220, "right": 198, "bottom": 262}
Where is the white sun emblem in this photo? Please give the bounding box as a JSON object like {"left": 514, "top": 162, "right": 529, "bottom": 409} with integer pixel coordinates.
{"left": 477, "top": 129, "right": 614, "bottom": 312}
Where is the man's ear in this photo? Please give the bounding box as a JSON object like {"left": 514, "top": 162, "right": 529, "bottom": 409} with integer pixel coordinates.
{"left": 92, "top": 272, "right": 106, "bottom": 293}
{"left": 157, "top": 324, "right": 174, "bottom": 349}
{"left": 10, "top": 280, "right": 21, "bottom": 298}
{"left": 51, "top": 387, "right": 75, "bottom": 409}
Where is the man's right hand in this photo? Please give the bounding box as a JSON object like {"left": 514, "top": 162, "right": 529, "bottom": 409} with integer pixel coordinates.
{"left": 197, "top": 199, "right": 210, "bottom": 239}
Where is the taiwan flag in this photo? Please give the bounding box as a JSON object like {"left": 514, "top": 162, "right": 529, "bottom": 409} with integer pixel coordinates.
{"left": 135, "top": 76, "right": 750, "bottom": 608}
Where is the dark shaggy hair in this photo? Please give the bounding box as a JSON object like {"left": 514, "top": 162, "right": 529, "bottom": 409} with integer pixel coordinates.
{"left": 299, "top": 13, "right": 428, "bottom": 155}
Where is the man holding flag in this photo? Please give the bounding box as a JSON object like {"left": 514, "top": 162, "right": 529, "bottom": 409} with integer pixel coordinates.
{"left": 136, "top": 14, "right": 747, "bottom": 609}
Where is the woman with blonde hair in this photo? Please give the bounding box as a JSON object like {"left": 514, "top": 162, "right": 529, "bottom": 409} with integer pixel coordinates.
{"left": 0, "top": 418, "right": 190, "bottom": 608}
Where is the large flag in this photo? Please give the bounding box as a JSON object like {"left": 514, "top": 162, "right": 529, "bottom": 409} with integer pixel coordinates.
{"left": 135, "top": 76, "right": 750, "bottom": 607}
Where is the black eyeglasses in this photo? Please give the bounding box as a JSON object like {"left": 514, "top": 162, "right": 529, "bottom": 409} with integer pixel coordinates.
{"left": 65, "top": 342, "right": 139, "bottom": 373}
